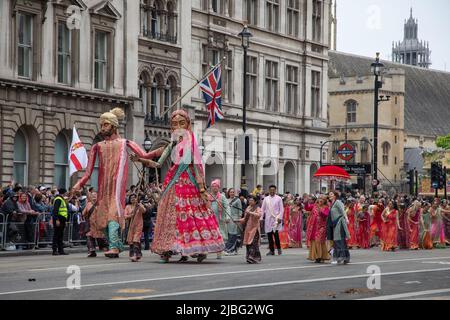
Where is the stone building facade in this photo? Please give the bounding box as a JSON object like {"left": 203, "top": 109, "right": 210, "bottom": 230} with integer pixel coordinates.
{"left": 0, "top": 0, "right": 141, "bottom": 189}
{"left": 183, "top": 0, "right": 333, "bottom": 194}
{"left": 1, "top": 0, "right": 333, "bottom": 195}
{"left": 328, "top": 51, "right": 450, "bottom": 194}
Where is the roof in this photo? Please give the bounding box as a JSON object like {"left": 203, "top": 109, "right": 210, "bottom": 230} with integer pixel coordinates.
{"left": 404, "top": 148, "right": 425, "bottom": 173}
{"left": 328, "top": 51, "right": 450, "bottom": 137}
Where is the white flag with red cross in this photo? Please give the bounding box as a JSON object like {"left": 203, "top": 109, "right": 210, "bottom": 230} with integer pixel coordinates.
{"left": 69, "top": 126, "right": 88, "bottom": 177}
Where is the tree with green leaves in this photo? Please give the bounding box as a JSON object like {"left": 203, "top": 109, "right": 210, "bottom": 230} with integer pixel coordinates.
{"left": 436, "top": 134, "right": 450, "bottom": 150}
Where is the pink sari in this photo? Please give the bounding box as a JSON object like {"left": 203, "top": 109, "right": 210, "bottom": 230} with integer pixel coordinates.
{"left": 288, "top": 205, "right": 302, "bottom": 248}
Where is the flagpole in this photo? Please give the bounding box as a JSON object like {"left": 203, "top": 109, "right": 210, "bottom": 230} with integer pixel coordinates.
{"left": 161, "top": 56, "right": 227, "bottom": 119}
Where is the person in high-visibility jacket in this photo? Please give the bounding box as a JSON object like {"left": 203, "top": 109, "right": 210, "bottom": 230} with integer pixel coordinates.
{"left": 52, "top": 188, "right": 69, "bottom": 256}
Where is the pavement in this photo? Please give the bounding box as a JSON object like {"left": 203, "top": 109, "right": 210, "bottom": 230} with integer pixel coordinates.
{"left": 1, "top": 246, "right": 450, "bottom": 300}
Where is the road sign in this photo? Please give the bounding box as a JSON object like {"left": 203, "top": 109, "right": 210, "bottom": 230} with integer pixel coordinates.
{"left": 331, "top": 164, "right": 372, "bottom": 175}
{"left": 336, "top": 143, "right": 356, "bottom": 161}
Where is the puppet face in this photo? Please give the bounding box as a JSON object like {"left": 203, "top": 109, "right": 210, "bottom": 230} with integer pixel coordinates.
{"left": 101, "top": 122, "right": 116, "bottom": 137}
{"left": 171, "top": 114, "right": 189, "bottom": 132}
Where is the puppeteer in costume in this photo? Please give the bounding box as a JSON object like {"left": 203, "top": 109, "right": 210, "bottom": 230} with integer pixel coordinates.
{"left": 73, "top": 108, "right": 162, "bottom": 258}
{"left": 132, "top": 110, "right": 225, "bottom": 263}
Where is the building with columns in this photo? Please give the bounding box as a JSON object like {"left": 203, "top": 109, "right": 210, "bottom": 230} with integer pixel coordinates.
{"left": 1, "top": 0, "right": 333, "bottom": 196}
{"left": 182, "top": 0, "right": 333, "bottom": 194}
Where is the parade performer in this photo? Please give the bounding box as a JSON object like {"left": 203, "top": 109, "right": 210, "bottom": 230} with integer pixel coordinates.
{"left": 397, "top": 203, "right": 410, "bottom": 249}
{"left": 420, "top": 202, "right": 433, "bottom": 250}
{"left": 370, "top": 199, "right": 384, "bottom": 247}
{"left": 131, "top": 110, "right": 225, "bottom": 263}
{"left": 345, "top": 200, "right": 358, "bottom": 249}
{"left": 240, "top": 195, "right": 262, "bottom": 264}
{"left": 225, "top": 188, "right": 243, "bottom": 255}
{"left": 380, "top": 200, "right": 400, "bottom": 252}
{"left": 73, "top": 108, "right": 160, "bottom": 258}
{"left": 288, "top": 197, "right": 303, "bottom": 248}
{"left": 304, "top": 196, "right": 315, "bottom": 248}
{"left": 125, "top": 194, "right": 146, "bottom": 262}
{"left": 307, "top": 195, "right": 330, "bottom": 263}
{"left": 209, "top": 179, "right": 230, "bottom": 259}
{"left": 82, "top": 191, "right": 108, "bottom": 257}
{"left": 430, "top": 199, "right": 446, "bottom": 248}
{"left": 356, "top": 204, "right": 371, "bottom": 249}
{"left": 278, "top": 196, "right": 291, "bottom": 250}
{"left": 327, "top": 191, "right": 350, "bottom": 265}
{"left": 261, "top": 185, "right": 284, "bottom": 256}
{"left": 441, "top": 200, "right": 450, "bottom": 246}
{"left": 407, "top": 201, "right": 422, "bottom": 250}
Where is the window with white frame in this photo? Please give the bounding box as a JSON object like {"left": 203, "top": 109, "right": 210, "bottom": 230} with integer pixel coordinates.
{"left": 311, "top": 71, "right": 321, "bottom": 118}
{"left": 17, "top": 13, "right": 33, "bottom": 78}
{"left": 246, "top": 56, "right": 258, "bottom": 108}
{"left": 94, "top": 31, "right": 108, "bottom": 90}
{"left": 13, "top": 129, "right": 28, "bottom": 186}
{"left": 54, "top": 133, "right": 69, "bottom": 189}
{"left": 312, "top": 0, "right": 322, "bottom": 42}
{"left": 265, "top": 60, "right": 279, "bottom": 112}
{"left": 286, "top": 65, "right": 299, "bottom": 115}
{"left": 265, "top": 0, "right": 280, "bottom": 32}
{"left": 57, "top": 22, "right": 71, "bottom": 84}
{"left": 244, "top": 0, "right": 258, "bottom": 25}
{"left": 287, "top": 0, "right": 300, "bottom": 37}
{"left": 346, "top": 100, "right": 357, "bottom": 123}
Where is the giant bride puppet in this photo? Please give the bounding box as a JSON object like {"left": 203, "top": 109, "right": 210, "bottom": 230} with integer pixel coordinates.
{"left": 132, "top": 110, "right": 225, "bottom": 263}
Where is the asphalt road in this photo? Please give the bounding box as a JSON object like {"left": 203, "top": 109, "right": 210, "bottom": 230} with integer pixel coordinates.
{"left": 0, "top": 247, "right": 450, "bottom": 300}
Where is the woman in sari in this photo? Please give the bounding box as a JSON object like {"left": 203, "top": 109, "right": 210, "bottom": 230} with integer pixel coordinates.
{"left": 345, "top": 200, "right": 358, "bottom": 249}
{"left": 307, "top": 195, "right": 330, "bottom": 263}
{"left": 356, "top": 204, "right": 371, "bottom": 249}
{"left": 132, "top": 110, "right": 225, "bottom": 263}
{"left": 441, "top": 200, "right": 450, "bottom": 246}
{"left": 288, "top": 198, "right": 303, "bottom": 248}
{"left": 430, "top": 199, "right": 446, "bottom": 248}
{"left": 240, "top": 195, "right": 262, "bottom": 264}
{"left": 380, "top": 200, "right": 400, "bottom": 251}
{"left": 420, "top": 202, "right": 433, "bottom": 250}
{"left": 407, "top": 200, "right": 422, "bottom": 250}
{"left": 225, "top": 188, "right": 243, "bottom": 255}
{"left": 370, "top": 199, "right": 384, "bottom": 247}
{"left": 304, "top": 196, "right": 315, "bottom": 249}
{"left": 327, "top": 191, "right": 350, "bottom": 265}
{"left": 124, "top": 194, "right": 146, "bottom": 262}
{"left": 278, "top": 195, "right": 291, "bottom": 249}
{"left": 397, "top": 204, "right": 410, "bottom": 249}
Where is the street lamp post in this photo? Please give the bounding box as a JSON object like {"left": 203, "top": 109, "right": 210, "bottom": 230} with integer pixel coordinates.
{"left": 238, "top": 25, "right": 252, "bottom": 196}
{"left": 143, "top": 130, "right": 152, "bottom": 184}
{"left": 370, "top": 53, "right": 390, "bottom": 193}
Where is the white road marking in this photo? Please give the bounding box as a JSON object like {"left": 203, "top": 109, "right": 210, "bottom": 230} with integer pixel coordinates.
{"left": 112, "top": 267, "right": 450, "bottom": 300}
{"left": 360, "top": 288, "right": 450, "bottom": 300}
{"left": 0, "top": 255, "right": 447, "bottom": 274}
{"left": 1, "top": 262, "right": 450, "bottom": 297}
{"left": 404, "top": 281, "right": 421, "bottom": 284}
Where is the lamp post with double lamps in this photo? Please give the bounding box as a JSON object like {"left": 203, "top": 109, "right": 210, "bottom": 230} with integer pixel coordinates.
{"left": 238, "top": 25, "right": 253, "bottom": 196}
{"left": 370, "top": 53, "right": 390, "bottom": 193}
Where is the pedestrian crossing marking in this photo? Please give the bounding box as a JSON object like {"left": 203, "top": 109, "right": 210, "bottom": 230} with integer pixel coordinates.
{"left": 116, "top": 288, "right": 155, "bottom": 294}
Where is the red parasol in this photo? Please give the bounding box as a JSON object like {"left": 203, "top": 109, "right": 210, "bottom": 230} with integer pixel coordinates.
{"left": 313, "top": 165, "right": 351, "bottom": 182}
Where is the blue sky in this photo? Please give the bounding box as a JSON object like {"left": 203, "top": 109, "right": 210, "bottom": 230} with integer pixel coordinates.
{"left": 337, "top": 0, "right": 450, "bottom": 72}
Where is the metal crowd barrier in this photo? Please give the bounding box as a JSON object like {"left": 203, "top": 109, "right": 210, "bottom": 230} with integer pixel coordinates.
{"left": 4, "top": 213, "right": 39, "bottom": 249}
{"left": 0, "top": 213, "right": 5, "bottom": 250}
{"left": 69, "top": 213, "right": 87, "bottom": 246}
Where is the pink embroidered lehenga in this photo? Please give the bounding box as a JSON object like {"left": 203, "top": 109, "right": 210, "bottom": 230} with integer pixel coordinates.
{"left": 144, "top": 111, "right": 225, "bottom": 262}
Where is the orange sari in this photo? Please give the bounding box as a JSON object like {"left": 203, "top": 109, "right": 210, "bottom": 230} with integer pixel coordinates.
{"left": 278, "top": 206, "right": 290, "bottom": 249}
{"left": 381, "top": 209, "right": 398, "bottom": 251}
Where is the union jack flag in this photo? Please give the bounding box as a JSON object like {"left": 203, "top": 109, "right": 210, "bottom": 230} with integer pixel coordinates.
{"left": 200, "top": 65, "right": 224, "bottom": 128}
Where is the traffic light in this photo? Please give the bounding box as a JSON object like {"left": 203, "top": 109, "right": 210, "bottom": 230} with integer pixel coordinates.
{"left": 438, "top": 166, "right": 445, "bottom": 189}
{"left": 431, "top": 162, "right": 440, "bottom": 189}
{"left": 408, "top": 169, "right": 415, "bottom": 195}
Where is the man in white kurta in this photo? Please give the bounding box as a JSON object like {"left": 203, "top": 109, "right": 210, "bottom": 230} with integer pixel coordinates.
{"left": 261, "top": 185, "right": 284, "bottom": 256}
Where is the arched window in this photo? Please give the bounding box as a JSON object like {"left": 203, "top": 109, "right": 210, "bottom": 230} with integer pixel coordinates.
{"left": 139, "top": 71, "right": 151, "bottom": 114}
{"left": 382, "top": 142, "right": 391, "bottom": 166}
{"left": 361, "top": 137, "right": 370, "bottom": 163}
{"left": 346, "top": 100, "right": 357, "bottom": 123}
{"left": 140, "top": 0, "right": 150, "bottom": 35}
{"left": 13, "top": 129, "right": 28, "bottom": 185}
{"left": 167, "top": 1, "right": 178, "bottom": 42}
{"left": 164, "top": 77, "right": 177, "bottom": 122}
{"left": 54, "top": 133, "right": 69, "bottom": 189}
{"left": 150, "top": 74, "right": 164, "bottom": 120}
